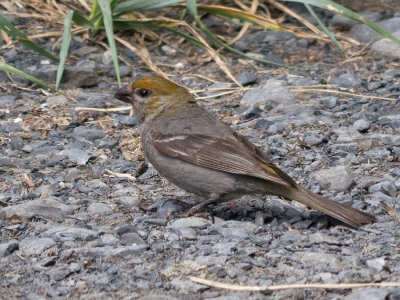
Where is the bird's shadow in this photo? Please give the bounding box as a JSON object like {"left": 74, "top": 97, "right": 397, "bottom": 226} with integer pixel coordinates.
{"left": 155, "top": 196, "right": 341, "bottom": 229}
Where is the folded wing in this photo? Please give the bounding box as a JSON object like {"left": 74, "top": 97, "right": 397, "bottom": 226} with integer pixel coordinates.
{"left": 153, "top": 133, "right": 296, "bottom": 187}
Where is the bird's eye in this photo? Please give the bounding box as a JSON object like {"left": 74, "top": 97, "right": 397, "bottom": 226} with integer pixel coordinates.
{"left": 137, "top": 88, "right": 150, "bottom": 97}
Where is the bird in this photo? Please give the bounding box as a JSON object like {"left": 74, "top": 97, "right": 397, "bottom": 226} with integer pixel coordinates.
{"left": 114, "top": 76, "right": 375, "bottom": 228}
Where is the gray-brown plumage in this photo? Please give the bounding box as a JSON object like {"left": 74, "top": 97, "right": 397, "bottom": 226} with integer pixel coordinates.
{"left": 115, "top": 76, "right": 375, "bottom": 228}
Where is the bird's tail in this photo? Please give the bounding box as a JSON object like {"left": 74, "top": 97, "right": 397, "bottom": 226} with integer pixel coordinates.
{"left": 283, "top": 186, "right": 375, "bottom": 228}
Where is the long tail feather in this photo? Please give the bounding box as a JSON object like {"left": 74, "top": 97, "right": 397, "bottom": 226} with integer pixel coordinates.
{"left": 284, "top": 186, "right": 375, "bottom": 228}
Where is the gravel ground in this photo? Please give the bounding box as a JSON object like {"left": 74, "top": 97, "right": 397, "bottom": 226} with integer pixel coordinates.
{"left": 1, "top": 6, "right": 400, "bottom": 300}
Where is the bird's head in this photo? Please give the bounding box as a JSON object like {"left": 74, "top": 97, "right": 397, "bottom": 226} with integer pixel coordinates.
{"left": 115, "top": 76, "right": 195, "bottom": 120}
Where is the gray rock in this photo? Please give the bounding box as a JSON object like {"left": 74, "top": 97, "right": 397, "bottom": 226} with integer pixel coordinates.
{"left": 120, "top": 232, "right": 145, "bottom": 245}
{"left": 304, "top": 132, "right": 324, "bottom": 146}
{"left": 24, "top": 294, "right": 46, "bottom": 300}
{"left": 87, "top": 203, "right": 112, "bottom": 216}
{"left": 35, "top": 184, "right": 54, "bottom": 197}
{"left": 314, "top": 166, "right": 354, "bottom": 191}
{"left": 169, "top": 278, "right": 207, "bottom": 294}
{"left": 115, "top": 115, "right": 137, "bottom": 126}
{"left": 368, "top": 181, "right": 397, "bottom": 197}
{"left": 0, "top": 240, "right": 19, "bottom": 257}
{"left": 116, "top": 224, "right": 137, "bottom": 236}
{"left": 60, "top": 149, "right": 93, "bottom": 165}
{"left": 67, "top": 59, "right": 98, "bottom": 87}
{"left": 30, "top": 65, "right": 58, "bottom": 82}
{"left": 161, "top": 45, "right": 177, "bottom": 56}
{"left": 0, "top": 197, "right": 74, "bottom": 221}
{"left": 319, "top": 96, "right": 337, "bottom": 108}
{"left": 366, "top": 257, "right": 386, "bottom": 272}
{"left": 217, "top": 220, "right": 257, "bottom": 240}
{"left": 10, "top": 136, "right": 24, "bottom": 150}
{"left": 44, "top": 225, "right": 97, "bottom": 241}
{"left": 0, "top": 95, "right": 17, "bottom": 108}
{"left": 212, "top": 242, "right": 238, "bottom": 255}
{"left": 65, "top": 168, "right": 84, "bottom": 182}
{"left": 237, "top": 72, "right": 257, "bottom": 86}
{"left": 73, "top": 46, "right": 99, "bottom": 57}
{"left": 395, "top": 178, "right": 400, "bottom": 190}
{"left": 330, "top": 9, "right": 382, "bottom": 30}
{"left": 261, "top": 30, "right": 295, "bottom": 43}
{"left": 267, "top": 122, "right": 285, "bottom": 134}
{"left": 254, "top": 211, "right": 264, "bottom": 226}
{"left": 46, "top": 95, "right": 69, "bottom": 106}
{"left": 273, "top": 104, "right": 316, "bottom": 117}
{"left": 0, "top": 11, "right": 16, "bottom": 23}
{"left": 19, "top": 237, "right": 56, "bottom": 257}
{"left": 174, "top": 227, "right": 197, "bottom": 240}
{"left": 119, "top": 196, "right": 141, "bottom": 208}
{"left": 169, "top": 217, "right": 214, "bottom": 229}
{"left": 309, "top": 233, "right": 341, "bottom": 245}
{"left": 138, "top": 295, "right": 178, "bottom": 300}
{"left": 367, "top": 81, "right": 382, "bottom": 91}
{"left": 164, "top": 231, "right": 179, "bottom": 242}
{"left": 116, "top": 65, "right": 130, "bottom": 77}
{"left": 379, "top": 114, "right": 400, "bottom": 129}
{"left": 371, "top": 31, "right": 400, "bottom": 58}
{"left": 364, "top": 147, "right": 391, "bottom": 161}
{"left": 366, "top": 191, "right": 394, "bottom": 205}
{"left": 334, "top": 128, "right": 362, "bottom": 143}
{"left": 86, "top": 179, "right": 107, "bottom": 189}
{"left": 100, "top": 234, "right": 119, "bottom": 245}
{"left": 300, "top": 252, "right": 340, "bottom": 269}
{"left": 296, "top": 38, "right": 309, "bottom": 48}
{"left": 329, "top": 73, "right": 362, "bottom": 88}
{"left": 344, "top": 287, "right": 388, "bottom": 300}
{"left": 314, "top": 272, "right": 338, "bottom": 284}
{"left": 241, "top": 80, "right": 295, "bottom": 106}
{"left": 73, "top": 126, "right": 106, "bottom": 140}
{"left": 329, "top": 143, "right": 359, "bottom": 153}
{"left": 21, "top": 144, "right": 33, "bottom": 153}
{"left": 49, "top": 266, "right": 72, "bottom": 281}
{"left": 102, "top": 49, "right": 113, "bottom": 65}
{"left": 240, "top": 106, "right": 261, "bottom": 120}
{"left": 157, "top": 200, "right": 185, "bottom": 219}
{"left": 350, "top": 17, "right": 400, "bottom": 43}
{"left": 353, "top": 119, "right": 371, "bottom": 133}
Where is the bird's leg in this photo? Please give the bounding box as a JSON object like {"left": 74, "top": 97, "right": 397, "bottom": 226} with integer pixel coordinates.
{"left": 180, "top": 199, "right": 217, "bottom": 217}
{"left": 168, "top": 193, "right": 221, "bottom": 220}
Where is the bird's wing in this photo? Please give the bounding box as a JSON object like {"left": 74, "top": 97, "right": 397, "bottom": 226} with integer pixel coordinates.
{"left": 153, "top": 133, "right": 296, "bottom": 187}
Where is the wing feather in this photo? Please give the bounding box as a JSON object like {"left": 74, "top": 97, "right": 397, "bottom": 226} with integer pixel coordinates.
{"left": 153, "top": 134, "right": 295, "bottom": 187}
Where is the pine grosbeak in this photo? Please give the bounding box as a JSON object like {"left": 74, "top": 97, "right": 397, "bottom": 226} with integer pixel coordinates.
{"left": 115, "top": 76, "right": 375, "bottom": 228}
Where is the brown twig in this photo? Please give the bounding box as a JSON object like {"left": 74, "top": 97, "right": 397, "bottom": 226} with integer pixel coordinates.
{"left": 380, "top": 200, "right": 398, "bottom": 222}
{"left": 190, "top": 276, "right": 400, "bottom": 291}
{"left": 290, "top": 87, "right": 396, "bottom": 102}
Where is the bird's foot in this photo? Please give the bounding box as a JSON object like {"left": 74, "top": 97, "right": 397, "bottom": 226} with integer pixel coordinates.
{"left": 164, "top": 198, "right": 217, "bottom": 222}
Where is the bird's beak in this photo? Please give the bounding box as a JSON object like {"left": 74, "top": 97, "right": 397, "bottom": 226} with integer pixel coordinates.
{"left": 114, "top": 85, "right": 133, "bottom": 103}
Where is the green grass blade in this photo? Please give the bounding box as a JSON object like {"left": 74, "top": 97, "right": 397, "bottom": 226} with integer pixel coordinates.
{"left": 0, "top": 61, "right": 66, "bottom": 95}
{"left": 114, "top": 0, "right": 183, "bottom": 13}
{"left": 304, "top": 3, "right": 344, "bottom": 55}
{"left": 194, "top": 5, "right": 283, "bottom": 31}
{"left": 185, "top": 0, "right": 197, "bottom": 16}
{"left": 89, "top": 0, "right": 99, "bottom": 20}
{"left": 98, "top": 0, "right": 121, "bottom": 87}
{"left": 112, "top": 19, "right": 205, "bottom": 48}
{"left": 0, "top": 13, "right": 58, "bottom": 62}
{"left": 56, "top": 11, "right": 73, "bottom": 89}
{"left": 163, "top": 27, "right": 205, "bottom": 48}
{"left": 281, "top": 0, "right": 400, "bottom": 45}
{"left": 186, "top": 0, "right": 297, "bottom": 69}
{"left": 72, "top": 11, "right": 95, "bottom": 28}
